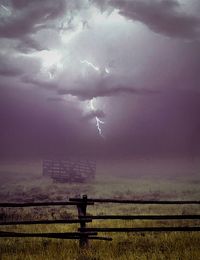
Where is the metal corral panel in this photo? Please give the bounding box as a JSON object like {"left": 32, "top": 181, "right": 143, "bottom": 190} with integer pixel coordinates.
{"left": 42, "top": 159, "right": 96, "bottom": 182}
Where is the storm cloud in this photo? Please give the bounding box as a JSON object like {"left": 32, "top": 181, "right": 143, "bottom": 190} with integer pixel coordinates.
{"left": 58, "top": 85, "right": 159, "bottom": 100}
{"left": 93, "top": 0, "right": 200, "bottom": 39}
{"left": 0, "top": 0, "right": 200, "bottom": 159}
{"left": 0, "top": 0, "right": 67, "bottom": 38}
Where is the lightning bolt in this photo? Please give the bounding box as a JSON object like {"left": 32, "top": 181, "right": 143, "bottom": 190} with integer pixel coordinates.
{"left": 80, "top": 60, "right": 100, "bottom": 72}
{"left": 90, "top": 99, "right": 105, "bottom": 138}
{"left": 80, "top": 59, "right": 109, "bottom": 137}
{"left": 105, "top": 67, "right": 110, "bottom": 74}
{"left": 0, "top": 4, "right": 10, "bottom": 12}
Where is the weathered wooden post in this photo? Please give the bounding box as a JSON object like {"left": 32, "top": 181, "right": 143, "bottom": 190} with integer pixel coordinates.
{"left": 77, "top": 195, "right": 88, "bottom": 247}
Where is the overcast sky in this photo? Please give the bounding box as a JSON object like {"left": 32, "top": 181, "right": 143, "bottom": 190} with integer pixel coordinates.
{"left": 0, "top": 0, "right": 200, "bottom": 159}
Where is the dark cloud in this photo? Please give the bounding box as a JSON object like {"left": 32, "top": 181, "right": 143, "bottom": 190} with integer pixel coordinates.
{"left": 58, "top": 85, "right": 159, "bottom": 100}
{"left": 23, "top": 73, "right": 159, "bottom": 100}
{"left": 0, "top": 53, "right": 40, "bottom": 77}
{"left": 21, "top": 76, "right": 57, "bottom": 90}
{"left": 16, "top": 36, "right": 46, "bottom": 53}
{"left": 93, "top": 0, "right": 200, "bottom": 39}
{"left": 0, "top": 56, "right": 22, "bottom": 76}
{"left": 0, "top": 0, "right": 200, "bottom": 160}
{"left": 0, "top": 0, "right": 66, "bottom": 38}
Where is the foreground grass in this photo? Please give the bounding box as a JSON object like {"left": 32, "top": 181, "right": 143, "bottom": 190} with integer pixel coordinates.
{"left": 0, "top": 222, "right": 200, "bottom": 260}
{"left": 0, "top": 159, "right": 200, "bottom": 259}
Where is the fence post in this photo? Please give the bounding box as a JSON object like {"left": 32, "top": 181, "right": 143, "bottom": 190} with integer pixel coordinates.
{"left": 77, "top": 195, "right": 88, "bottom": 247}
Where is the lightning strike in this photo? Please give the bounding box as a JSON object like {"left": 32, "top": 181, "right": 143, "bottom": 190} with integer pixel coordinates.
{"left": 96, "top": 117, "right": 105, "bottom": 137}
{"left": 80, "top": 60, "right": 100, "bottom": 72}
{"left": 80, "top": 59, "right": 109, "bottom": 138}
{"left": 105, "top": 67, "right": 110, "bottom": 74}
{"left": 90, "top": 99, "right": 105, "bottom": 138}
{"left": 0, "top": 4, "right": 11, "bottom": 17}
{"left": 0, "top": 4, "right": 10, "bottom": 12}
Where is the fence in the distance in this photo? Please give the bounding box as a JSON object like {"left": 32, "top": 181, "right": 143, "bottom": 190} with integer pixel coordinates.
{"left": 0, "top": 195, "right": 200, "bottom": 247}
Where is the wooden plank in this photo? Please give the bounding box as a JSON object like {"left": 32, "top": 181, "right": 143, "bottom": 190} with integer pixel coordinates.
{"left": 0, "top": 219, "right": 92, "bottom": 225}
{"left": 79, "top": 227, "right": 200, "bottom": 232}
{"left": 0, "top": 231, "right": 97, "bottom": 238}
{"left": 0, "top": 201, "right": 94, "bottom": 207}
{"left": 70, "top": 198, "right": 200, "bottom": 204}
{"left": 81, "top": 215, "right": 200, "bottom": 220}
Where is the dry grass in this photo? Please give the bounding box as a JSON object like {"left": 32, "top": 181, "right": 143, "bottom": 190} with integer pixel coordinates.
{"left": 0, "top": 221, "right": 200, "bottom": 260}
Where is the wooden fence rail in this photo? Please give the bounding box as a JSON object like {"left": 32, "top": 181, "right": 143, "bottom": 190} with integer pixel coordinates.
{"left": 80, "top": 215, "right": 200, "bottom": 220}
{"left": 69, "top": 198, "right": 200, "bottom": 204}
{"left": 0, "top": 195, "right": 200, "bottom": 247}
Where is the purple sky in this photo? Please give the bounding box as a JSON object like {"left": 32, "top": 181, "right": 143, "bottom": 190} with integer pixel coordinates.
{"left": 0, "top": 0, "right": 200, "bottom": 159}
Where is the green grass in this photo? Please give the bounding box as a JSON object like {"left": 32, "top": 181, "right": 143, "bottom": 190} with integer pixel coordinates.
{"left": 0, "top": 159, "right": 200, "bottom": 259}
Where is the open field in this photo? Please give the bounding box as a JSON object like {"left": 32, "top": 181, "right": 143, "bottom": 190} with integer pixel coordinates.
{"left": 0, "top": 159, "right": 199, "bottom": 259}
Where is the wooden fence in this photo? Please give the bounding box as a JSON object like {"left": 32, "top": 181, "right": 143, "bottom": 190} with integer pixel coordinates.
{"left": 0, "top": 195, "right": 200, "bottom": 247}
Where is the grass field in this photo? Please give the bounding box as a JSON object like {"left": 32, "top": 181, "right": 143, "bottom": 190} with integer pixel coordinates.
{"left": 0, "top": 159, "right": 199, "bottom": 259}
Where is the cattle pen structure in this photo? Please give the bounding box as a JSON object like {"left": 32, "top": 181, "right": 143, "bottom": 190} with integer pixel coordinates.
{"left": 42, "top": 159, "right": 96, "bottom": 183}
{"left": 0, "top": 195, "right": 200, "bottom": 248}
